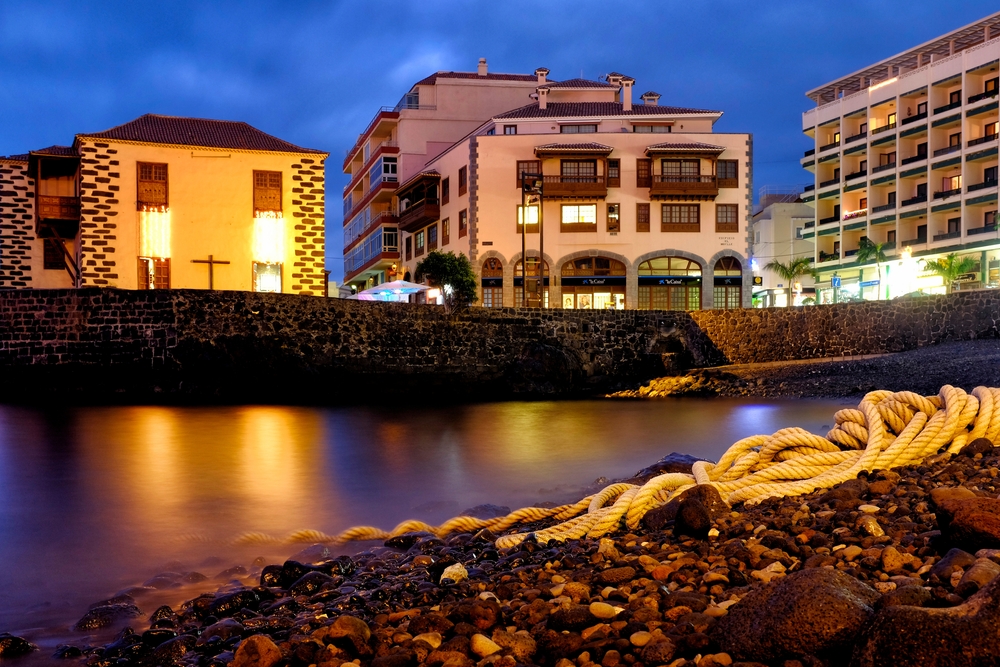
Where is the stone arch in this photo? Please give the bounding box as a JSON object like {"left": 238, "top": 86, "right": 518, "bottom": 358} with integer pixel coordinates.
{"left": 477, "top": 250, "right": 509, "bottom": 308}
{"left": 556, "top": 249, "right": 631, "bottom": 310}
{"left": 509, "top": 250, "right": 556, "bottom": 309}
{"left": 632, "top": 249, "right": 709, "bottom": 310}
{"left": 706, "top": 249, "right": 749, "bottom": 309}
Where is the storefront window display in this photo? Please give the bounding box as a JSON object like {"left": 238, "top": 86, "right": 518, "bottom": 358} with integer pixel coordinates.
{"left": 561, "top": 256, "right": 626, "bottom": 309}
{"left": 637, "top": 256, "right": 701, "bottom": 310}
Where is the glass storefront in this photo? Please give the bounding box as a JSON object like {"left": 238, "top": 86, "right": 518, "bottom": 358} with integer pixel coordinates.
{"left": 560, "top": 257, "right": 626, "bottom": 309}
{"left": 637, "top": 257, "right": 701, "bottom": 310}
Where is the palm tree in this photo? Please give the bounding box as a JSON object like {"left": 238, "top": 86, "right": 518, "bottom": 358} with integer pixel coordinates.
{"left": 922, "top": 253, "right": 978, "bottom": 295}
{"left": 763, "top": 257, "right": 817, "bottom": 307}
{"left": 856, "top": 238, "right": 888, "bottom": 299}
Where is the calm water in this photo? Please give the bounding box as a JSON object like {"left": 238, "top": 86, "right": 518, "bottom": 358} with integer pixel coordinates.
{"left": 0, "top": 398, "right": 851, "bottom": 649}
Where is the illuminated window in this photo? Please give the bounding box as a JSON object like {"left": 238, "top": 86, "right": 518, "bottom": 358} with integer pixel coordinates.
{"left": 607, "top": 204, "right": 620, "bottom": 232}
{"left": 137, "top": 162, "right": 168, "bottom": 208}
{"left": 517, "top": 205, "right": 539, "bottom": 230}
{"left": 561, "top": 204, "right": 597, "bottom": 225}
{"left": 253, "top": 171, "right": 282, "bottom": 213}
{"left": 253, "top": 262, "right": 282, "bottom": 293}
{"left": 138, "top": 257, "right": 170, "bottom": 289}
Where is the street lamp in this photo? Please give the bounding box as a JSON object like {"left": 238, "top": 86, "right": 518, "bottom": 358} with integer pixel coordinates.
{"left": 521, "top": 173, "right": 544, "bottom": 307}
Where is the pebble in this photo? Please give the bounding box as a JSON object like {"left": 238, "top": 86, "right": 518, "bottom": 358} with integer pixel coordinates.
{"left": 629, "top": 631, "right": 652, "bottom": 647}
{"left": 440, "top": 563, "right": 468, "bottom": 584}
{"left": 858, "top": 504, "right": 881, "bottom": 514}
{"left": 470, "top": 634, "right": 502, "bottom": 657}
{"left": 413, "top": 633, "right": 442, "bottom": 649}
{"left": 589, "top": 602, "right": 618, "bottom": 619}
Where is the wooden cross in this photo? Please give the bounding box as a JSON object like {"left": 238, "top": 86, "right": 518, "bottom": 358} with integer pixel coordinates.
{"left": 191, "top": 254, "right": 230, "bottom": 290}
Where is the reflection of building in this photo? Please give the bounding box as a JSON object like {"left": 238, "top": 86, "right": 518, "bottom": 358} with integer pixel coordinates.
{"left": 801, "top": 12, "right": 1000, "bottom": 301}
{"left": 341, "top": 59, "right": 540, "bottom": 292}
{"left": 395, "top": 69, "right": 752, "bottom": 309}
{"left": 0, "top": 114, "right": 328, "bottom": 293}
{"left": 751, "top": 197, "right": 817, "bottom": 306}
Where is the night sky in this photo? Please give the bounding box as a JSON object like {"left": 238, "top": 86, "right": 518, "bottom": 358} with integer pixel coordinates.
{"left": 0, "top": 1, "right": 991, "bottom": 280}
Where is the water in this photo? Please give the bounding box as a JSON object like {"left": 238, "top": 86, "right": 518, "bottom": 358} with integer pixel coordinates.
{"left": 0, "top": 397, "right": 851, "bottom": 652}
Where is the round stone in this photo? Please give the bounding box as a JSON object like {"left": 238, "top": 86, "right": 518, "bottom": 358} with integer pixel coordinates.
{"left": 589, "top": 601, "right": 618, "bottom": 619}
{"left": 629, "top": 631, "right": 652, "bottom": 647}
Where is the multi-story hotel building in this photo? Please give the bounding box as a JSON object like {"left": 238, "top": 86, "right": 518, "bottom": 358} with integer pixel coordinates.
{"left": 801, "top": 12, "right": 1000, "bottom": 301}
{"left": 341, "top": 60, "right": 539, "bottom": 290}
{"left": 392, "top": 69, "right": 752, "bottom": 309}
{"left": 0, "top": 114, "right": 328, "bottom": 294}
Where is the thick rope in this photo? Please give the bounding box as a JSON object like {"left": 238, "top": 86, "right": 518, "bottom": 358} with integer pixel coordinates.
{"left": 196, "top": 385, "right": 997, "bottom": 550}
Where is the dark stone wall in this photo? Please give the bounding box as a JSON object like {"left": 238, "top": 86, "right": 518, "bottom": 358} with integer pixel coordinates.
{"left": 0, "top": 288, "right": 998, "bottom": 402}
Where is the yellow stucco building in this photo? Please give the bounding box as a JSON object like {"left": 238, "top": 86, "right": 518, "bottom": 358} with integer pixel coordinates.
{"left": 0, "top": 114, "right": 328, "bottom": 294}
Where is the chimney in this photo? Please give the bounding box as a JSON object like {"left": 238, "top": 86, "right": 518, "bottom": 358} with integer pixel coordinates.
{"left": 622, "top": 77, "right": 634, "bottom": 112}
{"left": 535, "top": 67, "right": 549, "bottom": 84}
{"left": 478, "top": 58, "right": 488, "bottom": 76}
{"left": 641, "top": 91, "right": 660, "bottom": 106}
{"left": 538, "top": 87, "right": 548, "bottom": 110}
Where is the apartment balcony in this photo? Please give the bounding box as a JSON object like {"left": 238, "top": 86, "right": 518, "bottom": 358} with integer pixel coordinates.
{"left": 819, "top": 177, "right": 840, "bottom": 189}
{"left": 901, "top": 195, "right": 927, "bottom": 207}
{"left": 845, "top": 170, "right": 867, "bottom": 181}
{"left": 542, "top": 174, "right": 609, "bottom": 199}
{"left": 845, "top": 131, "right": 868, "bottom": 144}
{"left": 933, "top": 145, "right": 962, "bottom": 158}
{"left": 969, "top": 90, "right": 999, "bottom": 105}
{"left": 819, "top": 215, "right": 840, "bottom": 225}
{"left": 804, "top": 148, "right": 816, "bottom": 157}
{"left": 882, "top": 241, "right": 896, "bottom": 250}
{"left": 871, "top": 162, "right": 896, "bottom": 174}
{"left": 901, "top": 235, "right": 927, "bottom": 246}
{"left": 844, "top": 248, "right": 859, "bottom": 257}
{"left": 933, "top": 188, "right": 962, "bottom": 200}
{"left": 933, "top": 101, "right": 962, "bottom": 115}
{"left": 901, "top": 154, "right": 927, "bottom": 165}
{"left": 649, "top": 175, "right": 716, "bottom": 199}
{"left": 843, "top": 208, "right": 868, "bottom": 221}
{"left": 969, "top": 134, "right": 999, "bottom": 148}
{"left": 36, "top": 195, "right": 80, "bottom": 221}
{"left": 803, "top": 184, "right": 815, "bottom": 191}
{"left": 397, "top": 198, "right": 441, "bottom": 233}
{"left": 871, "top": 123, "right": 897, "bottom": 135}
{"left": 968, "top": 179, "right": 999, "bottom": 193}
{"left": 933, "top": 230, "right": 961, "bottom": 242}
{"left": 901, "top": 112, "right": 928, "bottom": 125}
{"left": 804, "top": 221, "right": 815, "bottom": 228}
{"left": 968, "top": 224, "right": 999, "bottom": 236}
{"left": 819, "top": 140, "right": 840, "bottom": 152}
{"left": 818, "top": 252, "right": 839, "bottom": 263}
{"left": 871, "top": 202, "right": 896, "bottom": 213}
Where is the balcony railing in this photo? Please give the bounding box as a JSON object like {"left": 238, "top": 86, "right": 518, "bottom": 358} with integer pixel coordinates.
{"left": 968, "top": 179, "right": 999, "bottom": 193}
{"left": 844, "top": 248, "right": 859, "bottom": 257}
{"left": 882, "top": 241, "right": 896, "bottom": 250}
{"left": 933, "top": 101, "right": 962, "bottom": 115}
{"left": 539, "top": 174, "right": 610, "bottom": 198}
{"left": 819, "top": 215, "right": 840, "bottom": 225}
{"left": 871, "top": 122, "right": 896, "bottom": 135}
{"left": 843, "top": 208, "right": 868, "bottom": 221}
{"left": 818, "top": 253, "right": 839, "bottom": 263}
{"left": 933, "top": 145, "right": 962, "bottom": 157}
{"left": 901, "top": 154, "right": 927, "bottom": 165}
{"left": 969, "top": 134, "right": 998, "bottom": 147}
{"left": 804, "top": 184, "right": 815, "bottom": 191}
{"left": 819, "top": 140, "right": 840, "bottom": 152}
{"left": 969, "top": 90, "right": 999, "bottom": 105}
{"left": 804, "top": 148, "right": 816, "bottom": 157}
{"left": 845, "top": 170, "right": 867, "bottom": 181}
{"left": 901, "top": 236, "right": 927, "bottom": 246}
{"left": 872, "top": 202, "right": 896, "bottom": 213}
{"left": 901, "top": 195, "right": 927, "bottom": 207}
{"left": 968, "top": 225, "right": 998, "bottom": 236}
{"left": 845, "top": 131, "right": 868, "bottom": 143}
{"left": 901, "top": 111, "right": 928, "bottom": 125}
{"left": 933, "top": 230, "right": 961, "bottom": 242}
{"left": 933, "top": 188, "right": 962, "bottom": 199}
{"left": 871, "top": 162, "right": 896, "bottom": 174}
{"left": 649, "top": 174, "right": 716, "bottom": 198}
{"left": 819, "top": 177, "right": 840, "bottom": 188}
{"left": 397, "top": 198, "right": 440, "bottom": 233}
{"left": 804, "top": 221, "right": 815, "bottom": 228}
{"left": 36, "top": 195, "right": 81, "bottom": 221}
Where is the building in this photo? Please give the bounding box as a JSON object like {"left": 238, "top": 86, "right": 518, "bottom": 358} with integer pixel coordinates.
{"left": 341, "top": 59, "right": 540, "bottom": 291}
{"left": 0, "top": 114, "right": 328, "bottom": 294}
{"left": 801, "top": 12, "right": 1000, "bottom": 302}
{"left": 751, "top": 195, "right": 816, "bottom": 307}
{"left": 393, "top": 69, "right": 752, "bottom": 309}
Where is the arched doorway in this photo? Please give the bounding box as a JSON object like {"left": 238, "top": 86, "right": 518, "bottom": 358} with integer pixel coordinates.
{"left": 513, "top": 257, "right": 549, "bottom": 308}
{"left": 561, "top": 256, "right": 626, "bottom": 309}
{"left": 481, "top": 258, "right": 504, "bottom": 308}
{"left": 713, "top": 256, "right": 742, "bottom": 309}
{"left": 637, "top": 256, "right": 702, "bottom": 310}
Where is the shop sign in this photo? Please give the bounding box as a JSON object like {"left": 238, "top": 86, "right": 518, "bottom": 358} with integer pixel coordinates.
{"left": 713, "top": 276, "right": 743, "bottom": 286}
{"left": 752, "top": 276, "right": 763, "bottom": 286}
{"left": 957, "top": 272, "right": 978, "bottom": 282}
{"left": 637, "top": 276, "right": 700, "bottom": 286}
{"left": 832, "top": 275, "right": 842, "bottom": 288}
{"left": 513, "top": 277, "right": 550, "bottom": 286}
{"left": 860, "top": 279, "right": 880, "bottom": 287}
{"left": 481, "top": 277, "right": 503, "bottom": 287}
{"left": 561, "top": 276, "right": 627, "bottom": 286}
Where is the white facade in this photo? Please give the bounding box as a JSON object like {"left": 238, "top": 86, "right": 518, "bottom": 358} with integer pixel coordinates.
{"left": 751, "top": 201, "right": 816, "bottom": 307}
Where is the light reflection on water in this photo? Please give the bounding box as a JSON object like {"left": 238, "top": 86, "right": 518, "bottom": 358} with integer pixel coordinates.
{"left": 0, "top": 397, "right": 850, "bottom": 641}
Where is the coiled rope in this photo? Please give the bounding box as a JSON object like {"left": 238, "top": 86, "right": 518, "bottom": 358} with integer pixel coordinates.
{"left": 201, "top": 385, "right": 999, "bottom": 550}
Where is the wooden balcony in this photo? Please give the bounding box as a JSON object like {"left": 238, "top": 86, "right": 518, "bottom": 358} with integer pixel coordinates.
{"left": 650, "top": 175, "right": 718, "bottom": 200}
{"left": 37, "top": 195, "right": 80, "bottom": 221}
{"left": 541, "top": 175, "right": 607, "bottom": 199}
{"left": 398, "top": 199, "right": 440, "bottom": 233}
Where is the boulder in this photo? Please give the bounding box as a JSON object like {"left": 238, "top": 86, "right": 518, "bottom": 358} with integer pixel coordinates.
{"left": 936, "top": 497, "right": 1000, "bottom": 552}
{"left": 231, "top": 634, "right": 282, "bottom": 667}
{"left": 0, "top": 634, "right": 36, "bottom": 658}
{"left": 711, "top": 567, "right": 879, "bottom": 664}
{"left": 851, "top": 575, "right": 1000, "bottom": 666}
{"left": 74, "top": 603, "right": 142, "bottom": 631}
{"left": 959, "top": 437, "right": 995, "bottom": 457}
{"left": 641, "top": 484, "right": 729, "bottom": 534}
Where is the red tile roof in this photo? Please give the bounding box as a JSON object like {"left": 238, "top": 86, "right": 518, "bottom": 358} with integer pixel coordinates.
{"left": 645, "top": 141, "right": 726, "bottom": 154}
{"left": 31, "top": 145, "right": 77, "bottom": 156}
{"left": 414, "top": 71, "right": 539, "bottom": 86}
{"left": 540, "top": 78, "right": 615, "bottom": 89}
{"left": 78, "top": 114, "right": 327, "bottom": 154}
{"left": 495, "top": 102, "right": 720, "bottom": 119}
{"left": 534, "top": 142, "right": 614, "bottom": 155}
{"left": 1, "top": 154, "right": 29, "bottom": 162}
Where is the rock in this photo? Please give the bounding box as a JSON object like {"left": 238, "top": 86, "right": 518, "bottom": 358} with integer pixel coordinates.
{"left": 954, "top": 558, "right": 1000, "bottom": 597}
{"left": 627, "top": 453, "right": 704, "bottom": 483}
{"left": 440, "top": 563, "right": 468, "bottom": 584}
{"left": 711, "top": 567, "right": 879, "bottom": 664}
{"left": 876, "top": 585, "right": 932, "bottom": 609}
{"left": 412, "top": 633, "right": 443, "bottom": 649}
{"left": 597, "top": 566, "right": 635, "bottom": 585}
{"left": 460, "top": 504, "right": 511, "bottom": 519}
{"left": 629, "top": 631, "right": 652, "bottom": 647}
{"left": 851, "top": 575, "right": 1000, "bottom": 666}
{"left": 548, "top": 604, "right": 596, "bottom": 631}
{"left": 857, "top": 516, "right": 884, "bottom": 537}
{"left": 142, "top": 634, "right": 195, "bottom": 666}
{"left": 867, "top": 480, "right": 896, "bottom": 496}
{"left": 857, "top": 504, "right": 880, "bottom": 514}
{"left": 929, "top": 487, "right": 977, "bottom": 506}
{"left": 841, "top": 545, "right": 863, "bottom": 561}
{"left": 936, "top": 497, "right": 1000, "bottom": 552}
{"left": 639, "top": 639, "right": 676, "bottom": 665}
{"left": 930, "top": 548, "right": 977, "bottom": 580}
{"left": 561, "top": 582, "right": 591, "bottom": 602}
{"left": 289, "top": 570, "right": 335, "bottom": 596}
{"left": 315, "top": 615, "right": 371, "bottom": 655}
{"left": 589, "top": 602, "right": 618, "bottom": 619}
{"left": 490, "top": 630, "right": 535, "bottom": 661}
{"left": 197, "top": 618, "right": 244, "bottom": 645}
{"left": 959, "top": 437, "right": 995, "bottom": 457}
{"left": 289, "top": 543, "right": 331, "bottom": 564}
{"left": 74, "top": 603, "right": 142, "bottom": 630}
{"left": 0, "top": 634, "right": 36, "bottom": 658}
{"left": 231, "top": 634, "right": 282, "bottom": 667}
{"left": 880, "top": 546, "right": 906, "bottom": 572}
{"left": 676, "top": 497, "right": 713, "bottom": 537}
{"left": 642, "top": 484, "right": 728, "bottom": 535}
{"left": 408, "top": 613, "right": 454, "bottom": 636}
{"left": 470, "top": 634, "right": 501, "bottom": 658}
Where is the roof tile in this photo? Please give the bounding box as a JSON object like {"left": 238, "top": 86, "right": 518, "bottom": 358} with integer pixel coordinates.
{"left": 495, "top": 102, "right": 720, "bottom": 120}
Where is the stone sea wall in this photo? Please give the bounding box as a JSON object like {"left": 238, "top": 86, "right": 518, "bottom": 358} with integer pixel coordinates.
{"left": 0, "top": 288, "right": 999, "bottom": 401}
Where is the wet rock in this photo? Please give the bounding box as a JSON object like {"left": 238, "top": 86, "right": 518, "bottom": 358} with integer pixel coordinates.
{"left": 936, "top": 497, "right": 1000, "bottom": 552}
{"left": 289, "top": 543, "right": 331, "bottom": 564}
{"left": 929, "top": 487, "right": 977, "bottom": 505}
{"left": 876, "top": 585, "right": 932, "bottom": 609}
{"left": 548, "top": 604, "right": 596, "bottom": 631}
{"left": 640, "top": 639, "right": 676, "bottom": 664}
{"left": 819, "top": 478, "right": 869, "bottom": 504}
{"left": 214, "top": 564, "right": 249, "bottom": 580}
{"left": 490, "top": 630, "right": 535, "bottom": 661}
{"left": 712, "top": 567, "right": 879, "bottom": 663}
{"left": 440, "top": 563, "right": 468, "bottom": 584}
{"left": 140, "top": 634, "right": 194, "bottom": 666}
{"left": 196, "top": 618, "right": 244, "bottom": 646}
{"left": 929, "top": 548, "right": 977, "bottom": 580}
{"left": 314, "top": 615, "right": 371, "bottom": 655}
{"left": 0, "top": 634, "right": 36, "bottom": 658}
{"left": 954, "top": 558, "right": 1000, "bottom": 597}
{"left": 852, "top": 575, "right": 1000, "bottom": 666}
{"left": 288, "top": 570, "right": 335, "bottom": 596}
{"left": 597, "top": 566, "right": 635, "bottom": 585}
{"left": 231, "top": 634, "right": 282, "bottom": 667}
{"left": 408, "top": 613, "right": 454, "bottom": 636}
{"left": 205, "top": 589, "right": 261, "bottom": 619}
{"left": 74, "top": 602, "right": 142, "bottom": 631}
{"left": 959, "top": 437, "right": 995, "bottom": 457}
{"left": 627, "top": 453, "right": 704, "bottom": 483}
{"left": 470, "top": 634, "right": 501, "bottom": 658}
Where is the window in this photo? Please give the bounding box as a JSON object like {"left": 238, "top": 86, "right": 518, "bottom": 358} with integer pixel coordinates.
{"left": 718, "top": 160, "right": 738, "bottom": 186}
{"left": 458, "top": 166, "right": 468, "bottom": 195}
{"left": 948, "top": 217, "right": 960, "bottom": 234}
{"left": 833, "top": 131, "right": 841, "bottom": 143}
{"left": 880, "top": 152, "right": 896, "bottom": 165}
{"left": 661, "top": 204, "right": 700, "bottom": 231}
{"left": 887, "top": 230, "right": 896, "bottom": 243}
{"left": 428, "top": 224, "right": 438, "bottom": 250}
{"left": 860, "top": 122, "right": 868, "bottom": 133}
{"left": 943, "top": 175, "right": 962, "bottom": 192}
{"left": 459, "top": 209, "right": 468, "bottom": 237}
{"left": 504, "top": 125, "right": 517, "bottom": 135}
{"left": 662, "top": 159, "right": 700, "bottom": 180}
{"left": 383, "top": 227, "right": 398, "bottom": 252}
{"left": 987, "top": 210, "right": 998, "bottom": 226}
{"left": 415, "top": 230, "right": 425, "bottom": 256}
{"left": 517, "top": 205, "right": 539, "bottom": 232}
{"left": 888, "top": 191, "right": 897, "bottom": 205}
{"left": 636, "top": 257, "right": 701, "bottom": 311}
{"left": 950, "top": 90, "right": 962, "bottom": 105}
{"left": 917, "top": 101, "right": 928, "bottom": 115}
{"left": 636, "top": 158, "right": 651, "bottom": 188}
{"left": 43, "top": 239, "right": 65, "bottom": 270}
{"left": 986, "top": 166, "right": 998, "bottom": 183}
{"left": 950, "top": 132, "right": 962, "bottom": 147}
{"left": 561, "top": 257, "right": 626, "bottom": 309}
{"left": 514, "top": 258, "right": 549, "bottom": 308}
{"left": 405, "top": 236, "right": 412, "bottom": 260}
{"left": 987, "top": 78, "right": 999, "bottom": 93}
{"left": 917, "top": 142, "right": 928, "bottom": 156}
{"left": 482, "top": 257, "right": 504, "bottom": 309}
{"left": 485, "top": 128, "right": 495, "bottom": 136}
{"left": 633, "top": 125, "right": 671, "bottom": 133}
{"left": 561, "top": 160, "right": 597, "bottom": 182}
{"left": 887, "top": 112, "right": 896, "bottom": 126}
{"left": 442, "top": 218, "right": 450, "bottom": 245}
{"left": 795, "top": 227, "right": 803, "bottom": 240}
{"left": 860, "top": 160, "right": 868, "bottom": 172}
{"left": 253, "top": 262, "right": 282, "bottom": 293}
{"left": 637, "top": 203, "right": 650, "bottom": 232}
{"left": 516, "top": 160, "right": 541, "bottom": 188}
{"left": 988, "top": 122, "right": 999, "bottom": 137}
{"left": 138, "top": 257, "right": 170, "bottom": 289}
{"left": 442, "top": 178, "right": 450, "bottom": 205}
{"left": 859, "top": 197, "right": 867, "bottom": 209}
{"left": 713, "top": 257, "right": 742, "bottom": 310}
{"left": 607, "top": 159, "right": 620, "bottom": 187}
{"left": 917, "top": 182, "right": 927, "bottom": 197}
{"left": 137, "top": 162, "right": 168, "bottom": 208}
{"left": 560, "top": 124, "right": 597, "bottom": 134}
{"left": 253, "top": 170, "right": 282, "bottom": 212}
{"left": 561, "top": 204, "right": 598, "bottom": 231}
{"left": 607, "top": 204, "right": 620, "bottom": 232}
{"left": 716, "top": 204, "right": 739, "bottom": 232}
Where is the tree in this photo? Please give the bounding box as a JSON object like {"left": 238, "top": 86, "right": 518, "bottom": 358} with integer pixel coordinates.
{"left": 922, "top": 253, "right": 978, "bottom": 295}
{"left": 856, "top": 238, "right": 888, "bottom": 299}
{"left": 415, "top": 251, "right": 478, "bottom": 310}
{"left": 763, "top": 257, "right": 817, "bottom": 307}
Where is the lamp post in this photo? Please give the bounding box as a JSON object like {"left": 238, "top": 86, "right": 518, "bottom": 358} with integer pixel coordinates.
{"left": 521, "top": 173, "right": 543, "bottom": 307}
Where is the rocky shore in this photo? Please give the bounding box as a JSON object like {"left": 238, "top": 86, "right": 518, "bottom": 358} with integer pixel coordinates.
{"left": 7, "top": 435, "right": 1000, "bottom": 667}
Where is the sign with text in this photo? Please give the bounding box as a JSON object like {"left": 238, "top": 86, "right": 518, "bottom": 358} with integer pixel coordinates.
{"left": 637, "top": 276, "right": 701, "bottom": 286}
{"left": 561, "top": 276, "right": 627, "bottom": 287}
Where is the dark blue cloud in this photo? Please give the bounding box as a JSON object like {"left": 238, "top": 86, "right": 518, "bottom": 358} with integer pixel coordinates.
{"left": 0, "top": 1, "right": 991, "bottom": 280}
